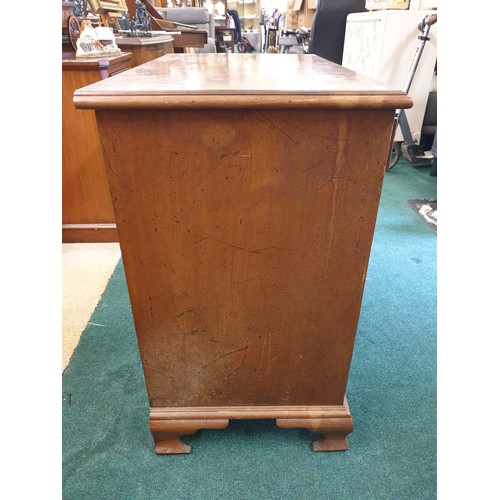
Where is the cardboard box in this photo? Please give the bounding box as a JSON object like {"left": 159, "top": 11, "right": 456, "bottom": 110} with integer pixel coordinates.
{"left": 365, "top": 0, "right": 409, "bottom": 10}
{"left": 409, "top": 0, "right": 438, "bottom": 9}
{"left": 286, "top": 0, "right": 316, "bottom": 30}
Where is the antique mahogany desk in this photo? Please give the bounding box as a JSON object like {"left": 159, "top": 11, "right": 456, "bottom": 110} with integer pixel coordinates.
{"left": 75, "top": 54, "right": 411, "bottom": 453}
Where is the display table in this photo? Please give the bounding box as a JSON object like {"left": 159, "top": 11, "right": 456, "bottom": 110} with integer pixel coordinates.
{"left": 74, "top": 53, "right": 411, "bottom": 453}
{"left": 62, "top": 51, "right": 132, "bottom": 243}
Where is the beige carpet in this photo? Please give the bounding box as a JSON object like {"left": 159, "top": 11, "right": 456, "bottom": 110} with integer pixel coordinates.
{"left": 62, "top": 242, "right": 121, "bottom": 371}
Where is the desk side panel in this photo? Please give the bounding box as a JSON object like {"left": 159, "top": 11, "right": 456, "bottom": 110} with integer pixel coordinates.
{"left": 96, "top": 107, "right": 392, "bottom": 407}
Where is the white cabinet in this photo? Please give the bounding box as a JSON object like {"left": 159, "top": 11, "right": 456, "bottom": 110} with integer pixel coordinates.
{"left": 342, "top": 10, "right": 437, "bottom": 143}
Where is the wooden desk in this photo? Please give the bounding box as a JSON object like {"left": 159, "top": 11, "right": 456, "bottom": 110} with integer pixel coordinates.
{"left": 169, "top": 28, "right": 208, "bottom": 52}
{"left": 74, "top": 53, "right": 411, "bottom": 453}
{"left": 114, "top": 34, "right": 174, "bottom": 67}
{"left": 125, "top": 1, "right": 207, "bottom": 52}
{"left": 62, "top": 51, "right": 132, "bottom": 243}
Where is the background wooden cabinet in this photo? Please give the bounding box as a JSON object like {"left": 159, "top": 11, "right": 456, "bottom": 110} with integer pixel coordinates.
{"left": 62, "top": 35, "right": 173, "bottom": 243}
{"left": 62, "top": 52, "right": 132, "bottom": 243}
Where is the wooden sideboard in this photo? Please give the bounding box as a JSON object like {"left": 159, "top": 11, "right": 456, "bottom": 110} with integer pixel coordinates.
{"left": 62, "top": 52, "right": 132, "bottom": 243}
{"left": 74, "top": 53, "right": 412, "bottom": 453}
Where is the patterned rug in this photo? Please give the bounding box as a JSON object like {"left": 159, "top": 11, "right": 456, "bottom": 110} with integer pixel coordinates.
{"left": 408, "top": 199, "right": 437, "bottom": 233}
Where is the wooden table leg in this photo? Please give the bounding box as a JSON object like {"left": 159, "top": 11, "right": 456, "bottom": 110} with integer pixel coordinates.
{"left": 150, "top": 417, "right": 229, "bottom": 454}
{"left": 276, "top": 397, "right": 354, "bottom": 452}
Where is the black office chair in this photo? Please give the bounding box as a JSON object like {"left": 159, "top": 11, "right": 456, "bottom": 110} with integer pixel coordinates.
{"left": 309, "top": 0, "right": 366, "bottom": 65}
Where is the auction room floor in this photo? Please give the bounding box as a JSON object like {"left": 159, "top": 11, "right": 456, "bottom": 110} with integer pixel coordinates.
{"left": 62, "top": 242, "right": 121, "bottom": 371}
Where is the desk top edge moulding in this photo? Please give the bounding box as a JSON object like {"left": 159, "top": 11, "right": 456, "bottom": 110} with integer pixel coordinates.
{"left": 74, "top": 53, "right": 412, "bottom": 454}
{"left": 74, "top": 53, "right": 412, "bottom": 110}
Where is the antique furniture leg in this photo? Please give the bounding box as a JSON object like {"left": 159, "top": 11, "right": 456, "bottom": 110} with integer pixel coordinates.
{"left": 276, "top": 398, "right": 353, "bottom": 452}
{"left": 151, "top": 403, "right": 352, "bottom": 453}
{"left": 150, "top": 411, "right": 229, "bottom": 454}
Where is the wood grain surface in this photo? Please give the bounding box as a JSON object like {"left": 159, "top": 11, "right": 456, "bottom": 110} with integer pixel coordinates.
{"left": 97, "top": 106, "right": 394, "bottom": 407}
{"left": 75, "top": 53, "right": 412, "bottom": 110}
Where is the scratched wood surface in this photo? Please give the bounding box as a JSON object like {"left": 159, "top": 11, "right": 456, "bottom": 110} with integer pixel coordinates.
{"left": 96, "top": 106, "right": 394, "bottom": 407}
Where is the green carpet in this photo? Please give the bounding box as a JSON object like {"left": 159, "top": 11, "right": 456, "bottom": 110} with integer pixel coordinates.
{"left": 62, "top": 159, "right": 437, "bottom": 499}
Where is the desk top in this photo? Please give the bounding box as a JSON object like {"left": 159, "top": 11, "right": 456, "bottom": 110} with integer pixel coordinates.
{"left": 114, "top": 34, "right": 174, "bottom": 47}
{"left": 74, "top": 53, "right": 412, "bottom": 110}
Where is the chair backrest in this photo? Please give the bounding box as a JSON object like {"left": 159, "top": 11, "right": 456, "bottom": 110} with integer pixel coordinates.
{"left": 309, "top": 0, "right": 366, "bottom": 64}
{"left": 160, "top": 7, "right": 215, "bottom": 40}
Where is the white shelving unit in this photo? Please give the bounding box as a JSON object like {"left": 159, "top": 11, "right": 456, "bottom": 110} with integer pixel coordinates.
{"left": 227, "top": 0, "right": 261, "bottom": 32}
